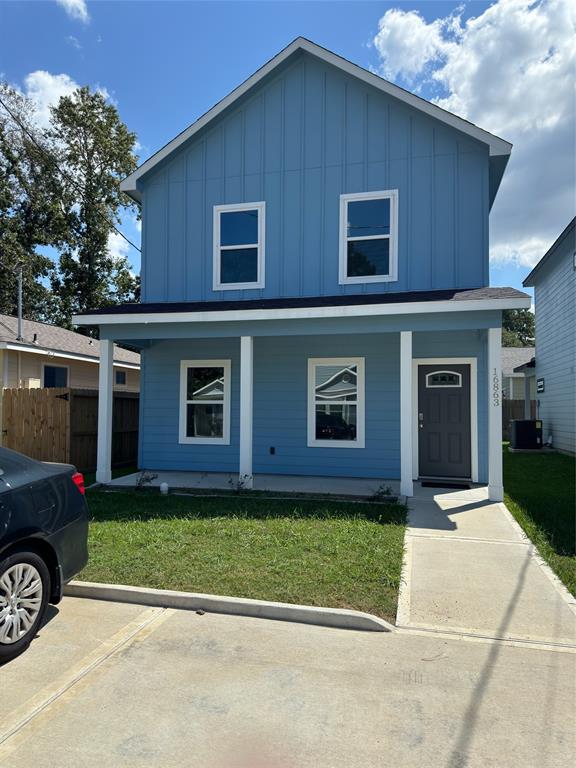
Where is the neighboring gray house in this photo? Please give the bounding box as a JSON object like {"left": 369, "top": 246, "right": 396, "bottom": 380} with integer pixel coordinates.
{"left": 521, "top": 218, "right": 575, "bottom": 454}
{"left": 502, "top": 347, "right": 535, "bottom": 399}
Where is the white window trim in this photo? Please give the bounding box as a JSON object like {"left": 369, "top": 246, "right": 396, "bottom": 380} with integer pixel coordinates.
{"left": 425, "top": 370, "right": 463, "bottom": 388}
{"left": 307, "top": 357, "right": 365, "bottom": 449}
{"left": 179, "top": 359, "right": 231, "bottom": 445}
{"left": 213, "top": 201, "right": 265, "bottom": 291}
{"left": 339, "top": 190, "right": 398, "bottom": 285}
{"left": 42, "top": 362, "right": 69, "bottom": 388}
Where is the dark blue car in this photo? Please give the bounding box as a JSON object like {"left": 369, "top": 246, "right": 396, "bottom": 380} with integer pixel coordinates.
{"left": 0, "top": 446, "right": 89, "bottom": 662}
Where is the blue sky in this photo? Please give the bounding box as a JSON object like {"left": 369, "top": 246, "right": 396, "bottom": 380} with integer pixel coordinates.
{"left": 2, "top": 0, "right": 574, "bottom": 296}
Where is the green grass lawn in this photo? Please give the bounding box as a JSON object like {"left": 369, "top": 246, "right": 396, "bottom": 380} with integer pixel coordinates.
{"left": 503, "top": 446, "right": 575, "bottom": 595}
{"left": 80, "top": 490, "right": 407, "bottom": 622}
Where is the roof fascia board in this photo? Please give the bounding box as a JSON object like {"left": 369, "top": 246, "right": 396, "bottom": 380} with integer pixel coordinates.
{"left": 523, "top": 218, "right": 576, "bottom": 286}
{"left": 0, "top": 342, "right": 140, "bottom": 369}
{"left": 72, "top": 296, "right": 531, "bottom": 327}
{"left": 120, "top": 38, "right": 511, "bottom": 199}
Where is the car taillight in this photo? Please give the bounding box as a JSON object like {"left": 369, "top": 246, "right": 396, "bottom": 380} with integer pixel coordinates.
{"left": 72, "top": 472, "right": 85, "bottom": 495}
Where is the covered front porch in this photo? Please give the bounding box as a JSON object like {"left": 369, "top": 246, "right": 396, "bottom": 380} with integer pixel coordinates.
{"left": 86, "top": 306, "right": 507, "bottom": 502}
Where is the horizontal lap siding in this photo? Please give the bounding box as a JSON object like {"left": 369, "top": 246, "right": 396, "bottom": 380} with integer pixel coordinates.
{"left": 253, "top": 335, "right": 400, "bottom": 478}
{"left": 139, "top": 335, "right": 400, "bottom": 478}
{"left": 139, "top": 339, "right": 240, "bottom": 472}
{"left": 139, "top": 331, "right": 488, "bottom": 479}
{"left": 534, "top": 247, "right": 576, "bottom": 454}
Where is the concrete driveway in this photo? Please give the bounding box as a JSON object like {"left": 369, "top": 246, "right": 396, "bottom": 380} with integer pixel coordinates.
{"left": 1, "top": 594, "right": 575, "bottom": 767}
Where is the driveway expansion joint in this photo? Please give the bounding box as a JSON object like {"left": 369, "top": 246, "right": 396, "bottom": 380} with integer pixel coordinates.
{"left": 0, "top": 607, "right": 169, "bottom": 755}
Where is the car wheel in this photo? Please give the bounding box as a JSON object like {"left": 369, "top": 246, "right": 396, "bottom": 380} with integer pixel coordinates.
{"left": 0, "top": 551, "right": 50, "bottom": 663}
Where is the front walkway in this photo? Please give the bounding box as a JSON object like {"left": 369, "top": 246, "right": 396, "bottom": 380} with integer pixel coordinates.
{"left": 107, "top": 471, "right": 400, "bottom": 498}
{"left": 398, "top": 486, "right": 576, "bottom": 646}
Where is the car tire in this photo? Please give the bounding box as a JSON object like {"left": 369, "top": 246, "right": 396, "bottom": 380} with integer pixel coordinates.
{"left": 0, "top": 551, "right": 50, "bottom": 663}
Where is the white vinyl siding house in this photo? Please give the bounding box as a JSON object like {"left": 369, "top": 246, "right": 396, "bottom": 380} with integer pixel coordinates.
{"left": 523, "top": 218, "right": 576, "bottom": 454}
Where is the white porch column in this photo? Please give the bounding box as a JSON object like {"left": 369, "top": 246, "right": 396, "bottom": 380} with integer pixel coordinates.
{"left": 96, "top": 339, "right": 114, "bottom": 484}
{"left": 239, "top": 336, "right": 254, "bottom": 489}
{"left": 524, "top": 374, "right": 532, "bottom": 419}
{"left": 488, "top": 327, "right": 503, "bottom": 501}
{"left": 400, "top": 331, "right": 414, "bottom": 497}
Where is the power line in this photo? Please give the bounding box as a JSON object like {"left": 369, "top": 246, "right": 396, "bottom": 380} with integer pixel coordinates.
{"left": 0, "top": 94, "right": 141, "bottom": 253}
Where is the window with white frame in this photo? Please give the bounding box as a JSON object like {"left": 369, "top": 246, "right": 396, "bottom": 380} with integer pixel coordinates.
{"left": 115, "top": 370, "right": 127, "bottom": 386}
{"left": 213, "top": 202, "right": 265, "bottom": 290}
{"left": 179, "top": 360, "right": 231, "bottom": 444}
{"left": 339, "top": 190, "right": 398, "bottom": 284}
{"left": 307, "top": 358, "right": 365, "bottom": 448}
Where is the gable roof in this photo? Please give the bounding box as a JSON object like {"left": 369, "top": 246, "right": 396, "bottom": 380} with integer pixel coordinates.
{"left": 501, "top": 347, "right": 535, "bottom": 377}
{"left": 0, "top": 314, "right": 140, "bottom": 368}
{"left": 523, "top": 217, "right": 576, "bottom": 287}
{"left": 121, "top": 37, "right": 512, "bottom": 203}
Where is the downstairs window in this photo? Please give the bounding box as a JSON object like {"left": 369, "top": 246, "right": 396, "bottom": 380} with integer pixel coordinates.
{"left": 307, "top": 358, "right": 365, "bottom": 448}
{"left": 179, "top": 360, "right": 231, "bottom": 444}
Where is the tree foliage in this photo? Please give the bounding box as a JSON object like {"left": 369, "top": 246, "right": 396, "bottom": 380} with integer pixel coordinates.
{"left": 0, "top": 83, "right": 140, "bottom": 331}
{"left": 502, "top": 309, "right": 535, "bottom": 347}
{"left": 0, "top": 84, "right": 68, "bottom": 319}
{"left": 49, "top": 87, "right": 139, "bottom": 329}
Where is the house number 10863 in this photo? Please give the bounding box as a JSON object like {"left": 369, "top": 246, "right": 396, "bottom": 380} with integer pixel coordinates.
{"left": 492, "top": 368, "right": 500, "bottom": 407}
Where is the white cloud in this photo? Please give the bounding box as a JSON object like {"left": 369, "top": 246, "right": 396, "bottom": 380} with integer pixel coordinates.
{"left": 22, "top": 71, "right": 79, "bottom": 128}
{"left": 372, "top": 0, "right": 576, "bottom": 271}
{"left": 490, "top": 236, "right": 552, "bottom": 269}
{"left": 65, "top": 35, "right": 82, "bottom": 50}
{"left": 56, "top": 0, "right": 89, "bottom": 24}
{"left": 373, "top": 9, "right": 451, "bottom": 82}
{"left": 107, "top": 230, "right": 130, "bottom": 265}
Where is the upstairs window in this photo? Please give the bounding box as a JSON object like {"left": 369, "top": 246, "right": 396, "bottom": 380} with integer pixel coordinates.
{"left": 213, "top": 202, "right": 265, "bottom": 290}
{"left": 179, "top": 360, "right": 231, "bottom": 445}
{"left": 339, "top": 190, "right": 398, "bottom": 284}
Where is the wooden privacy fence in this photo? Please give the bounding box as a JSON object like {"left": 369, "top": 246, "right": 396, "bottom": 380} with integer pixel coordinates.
{"left": 502, "top": 398, "right": 536, "bottom": 440}
{"left": 2, "top": 388, "right": 139, "bottom": 472}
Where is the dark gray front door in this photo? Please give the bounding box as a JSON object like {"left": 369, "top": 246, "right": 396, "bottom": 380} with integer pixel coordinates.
{"left": 418, "top": 364, "right": 471, "bottom": 479}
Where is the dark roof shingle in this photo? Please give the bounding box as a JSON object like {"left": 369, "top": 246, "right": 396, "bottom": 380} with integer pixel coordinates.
{"left": 77, "top": 286, "right": 530, "bottom": 317}
{"left": 0, "top": 315, "right": 140, "bottom": 365}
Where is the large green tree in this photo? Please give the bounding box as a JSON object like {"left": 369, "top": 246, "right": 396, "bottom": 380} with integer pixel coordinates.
{"left": 49, "top": 87, "right": 139, "bottom": 329}
{"left": 502, "top": 308, "right": 535, "bottom": 347}
{"left": 0, "top": 84, "right": 68, "bottom": 320}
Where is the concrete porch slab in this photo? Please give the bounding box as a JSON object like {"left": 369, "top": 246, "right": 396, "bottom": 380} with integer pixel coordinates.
{"left": 107, "top": 471, "right": 400, "bottom": 498}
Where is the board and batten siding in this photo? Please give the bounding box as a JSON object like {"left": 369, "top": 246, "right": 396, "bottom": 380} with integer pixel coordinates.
{"left": 534, "top": 244, "right": 576, "bottom": 454}
{"left": 138, "top": 330, "right": 489, "bottom": 482}
{"left": 140, "top": 53, "right": 489, "bottom": 304}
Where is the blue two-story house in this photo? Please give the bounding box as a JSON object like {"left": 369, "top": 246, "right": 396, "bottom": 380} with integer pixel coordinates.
{"left": 75, "top": 38, "right": 530, "bottom": 501}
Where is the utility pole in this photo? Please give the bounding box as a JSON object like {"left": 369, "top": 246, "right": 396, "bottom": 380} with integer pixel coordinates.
{"left": 17, "top": 265, "right": 23, "bottom": 341}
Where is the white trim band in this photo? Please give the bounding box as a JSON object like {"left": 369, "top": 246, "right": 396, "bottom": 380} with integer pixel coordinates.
{"left": 0, "top": 341, "right": 140, "bottom": 369}
{"left": 73, "top": 296, "right": 531, "bottom": 327}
